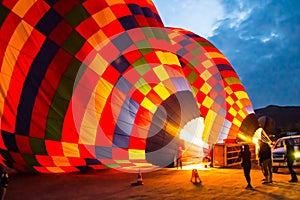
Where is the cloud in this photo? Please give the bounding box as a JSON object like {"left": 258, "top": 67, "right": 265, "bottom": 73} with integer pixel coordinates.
{"left": 152, "top": 0, "right": 225, "bottom": 37}
{"left": 153, "top": 0, "right": 300, "bottom": 108}
{"left": 209, "top": 0, "right": 300, "bottom": 108}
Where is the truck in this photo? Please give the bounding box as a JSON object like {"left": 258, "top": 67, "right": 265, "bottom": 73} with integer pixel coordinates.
{"left": 272, "top": 134, "right": 300, "bottom": 172}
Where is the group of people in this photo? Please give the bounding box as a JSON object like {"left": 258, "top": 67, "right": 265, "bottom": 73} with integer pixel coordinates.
{"left": 240, "top": 139, "right": 298, "bottom": 189}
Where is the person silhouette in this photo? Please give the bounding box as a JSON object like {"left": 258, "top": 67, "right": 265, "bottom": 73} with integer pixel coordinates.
{"left": 240, "top": 145, "right": 253, "bottom": 189}
{"left": 258, "top": 140, "right": 272, "bottom": 184}
{"left": 0, "top": 164, "right": 9, "bottom": 200}
{"left": 176, "top": 146, "right": 183, "bottom": 169}
{"left": 284, "top": 140, "right": 298, "bottom": 182}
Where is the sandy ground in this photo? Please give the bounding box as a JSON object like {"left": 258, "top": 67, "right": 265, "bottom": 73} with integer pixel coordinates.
{"left": 5, "top": 164, "right": 300, "bottom": 200}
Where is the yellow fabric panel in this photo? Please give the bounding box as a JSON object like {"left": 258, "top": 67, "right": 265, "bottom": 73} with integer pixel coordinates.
{"left": 133, "top": 162, "right": 153, "bottom": 167}
{"left": 225, "top": 86, "right": 233, "bottom": 95}
{"left": 200, "top": 70, "right": 212, "bottom": 81}
{"left": 238, "top": 109, "right": 247, "bottom": 119}
{"left": 202, "top": 60, "right": 213, "bottom": 69}
{"left": 156, "top": 51, "right": 180, "bottom": 66}
{"left": 93, "top": 7, "right": 116, "bottom": 28}
{"left": 203, "top": 96, "right": 213, "bottom": 109}
{"left": 228, "top": 107, "right": 237, "bottom": 117}
{"left": 79, "top": 78, "right": 113, "bottom": 145}
{"left": 135, "top": 78, "right": 151, "bottom": 95}
{"left": 88, "top": 30, "right": 108, "bottom": 49}
{"left": 165, "top": 52, "right": 181, "bottom": 66}
{"left": 226, "top": 96, "right": 234, "bottom": 106}
{"left": 232, "top": 117, "right": 241, "bottom": 127}
{"left": 0, "top": 21, "right": 35, "bottom": 129}
{"left": 141, "top": 97, "right": 156, "bottom": 113}
{"left": 90, "top": 54, "right": 108, "bottom": 76}
{"left": 200, "top": 82, "right": 211, "bottom": 95}
{"left": 129, "top": 149, "right": 145, "bottom": 160}
{"left": 52, "top": 156, "right": 71, "bottom": 166}
{"left": 2, "top": 21, "right": 34, "bottom": 74}
{"left": 168, "top": 32, "right": 180, "bottom": 45}
{"left": 235, "top": 91, "right": 249, "bottom": 99}
{"left": 79, "top": 125, "right": 97, "bottom": 145}
{"left": 11, "top": 21, "right": 34, "bottom": 50}
{"left": 153, "top": 65, "right": 169, "bottom": 81}
{"left": 236, "top": 100, "right": 243, "bottom": 109}
{"left": 205, "top": 52, "right": 226, "bottom": 60}
{"left": 153, "top": 84, "right": 170, "bottom": 101}
{"left": 12, "top": 0, "right": 36, "bottom": 18}
{"left": 202, "top": 110, "right": 217, "bottom": 142}
{"left": 115, "top": 160, "right": 130, "bottom": 164}
{"left": 45, "top": 167, "right": 65, "bottom": 173}
{"left": 62, "top": 142, "right": 80, "bottom": 157}
{"left": 95, "top": 78, "right": 113, "bottom": 115}
{"left": 225, "top": 77, "right": 241, "bottom": 85}
{"left": 105, "top": 0, "right": 125, "bottom": 6}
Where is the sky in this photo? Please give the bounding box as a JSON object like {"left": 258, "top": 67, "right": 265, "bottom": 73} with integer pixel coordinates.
{"left": 152, "top": 0, "right": 300, "bottom": 109}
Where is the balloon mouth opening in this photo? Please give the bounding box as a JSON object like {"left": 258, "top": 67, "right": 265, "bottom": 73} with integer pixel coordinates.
{"left": 179, "top": 117, "right": 208, "bottom": 164}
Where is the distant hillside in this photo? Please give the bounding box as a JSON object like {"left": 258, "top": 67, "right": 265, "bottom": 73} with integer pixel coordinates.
{"left": 255, "top": 105, "right": 300, "bottom": 136}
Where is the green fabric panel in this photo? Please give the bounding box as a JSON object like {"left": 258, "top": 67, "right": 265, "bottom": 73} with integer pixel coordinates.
{"left": 191, "top": 86, "right": 198, "bottom": 96}
{"left": 22, "top": 154, "right": 40, "bottom": 167}
{"left": 45, "top": 59, "right": 84, "bottom": 140}
{"left": 0, "top": 4, "right": 9, "bottom": 27}
{"left": 133, "top": 58, "right": 151, "bottom": 75}
{"left": 64, "top": 4, "right": 90, "bottom": 28}
{"left": 136, "top": 40, "right": 151, "bottom": 50}
{"left": 142, "top": 28, "right": 156, "bottom": 39}
{"left": 132, "top": 57, "right": 148, "bottom": 67}
{"left": 187, "top": 71, "right": 198, "bottom": 84}
{"left": 198, "top": 41, "right": 213, "bottom": 47}
{"left": 30, "top": 138, "right": 47, "bottom": 155}
{"left": 152, "top": 28, "right": 170, "bottom": 41}
{"left": 190, "top": 48, "right": 202, "bottom": 56}
{"left": 24, "top": 165, "right": 38, "bottom": 173}
{"left": 62, "top": 31, "right": 85, "bottom": 55}
{"left": 188, "top": 58, "right": 200, "bottom": 68}
{"left": 225, "top": 77, "right": 241, "bottom": 85}
{"left": 139, "top": 48, "right": 153, "bottom": 56}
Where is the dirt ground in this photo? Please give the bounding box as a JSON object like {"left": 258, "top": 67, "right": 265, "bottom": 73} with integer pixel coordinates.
{"left": 5, "top": 165, "right": 300, "bottom": 200}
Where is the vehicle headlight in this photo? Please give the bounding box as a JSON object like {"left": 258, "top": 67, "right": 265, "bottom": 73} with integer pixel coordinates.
{"left": 295, "top": 152, "right": 300, "bottom": 158}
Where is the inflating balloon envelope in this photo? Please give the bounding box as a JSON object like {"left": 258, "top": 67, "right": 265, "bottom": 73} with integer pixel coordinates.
{"left": 0, "top": 0, "right": 259, "bottom": 173}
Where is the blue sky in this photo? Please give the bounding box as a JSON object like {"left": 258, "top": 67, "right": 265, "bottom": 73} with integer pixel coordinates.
{"left": 152, "top": 0, "right": 300, "bottom": 109}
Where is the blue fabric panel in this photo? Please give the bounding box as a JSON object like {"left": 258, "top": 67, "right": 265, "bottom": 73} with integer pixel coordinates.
{"left": 217, "top": 64, "right": 234, "bottom": 71}
{"left": 84, "top": 158, "right": 101, "bottom": 165}
{"left": 95, "top": 146, "right": 112, "bottom": 159}
{"left": 116, "top": 77, "right": 132, "bottom": 94}
{"left": 2, "top": 131, "right": 19, "bottom": 152}
{"left": 112, "top": 32, "right": 133, "bottom": 53}
{"left": 118, "top": 15, "right": 139, "bottom": 30}
{"left": 111, "top": 55, "right": 130, "bottom": 73}
{"left": 15, "top": 39, "right": 59, "bottom": 136}
{"left": 36, "top": 8, "right": 61, "bottom": 35}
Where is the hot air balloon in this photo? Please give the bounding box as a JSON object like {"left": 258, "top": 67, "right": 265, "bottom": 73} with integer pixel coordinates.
{"left": 0, "top": 0, "right": 259, "bottom": 173}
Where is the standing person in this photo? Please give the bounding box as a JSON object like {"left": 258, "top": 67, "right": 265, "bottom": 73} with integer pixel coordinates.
{"left": 176, "top": 146, "right": 183, "bottom": 170}
{"left": 240, "top": 144, "right": 253, "bottom": 189}
{"left": 284, "top": 140, "right": 298, "bottom": 182}
{"left": 0, "top": 164, "right": 9, "bottom": 200}
{"left": 258, "top": 140, "right": 273, "bottom": 184}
